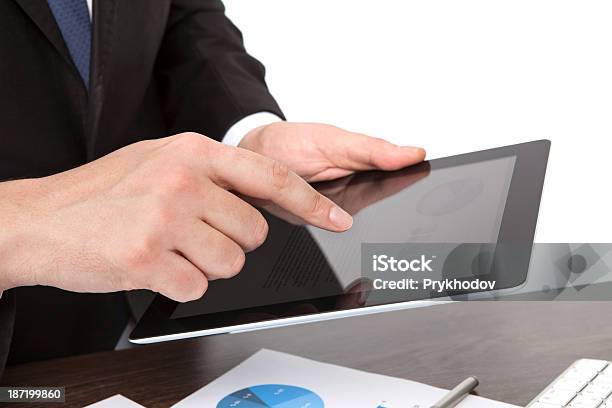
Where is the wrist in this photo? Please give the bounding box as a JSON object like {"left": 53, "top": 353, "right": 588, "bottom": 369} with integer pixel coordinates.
{"left": 239, "top": 121, "right": 286, "bottom": 154}
{"left": 0, "top": 178, "right": 41, "bottom": 290}
{"left": 238, "top": 124, "right": 267, "bottom": 152}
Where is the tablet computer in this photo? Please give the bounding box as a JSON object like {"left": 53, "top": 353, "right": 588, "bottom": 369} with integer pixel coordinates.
{"left": 130, "top": 140, "right": 550, "bottom": 344}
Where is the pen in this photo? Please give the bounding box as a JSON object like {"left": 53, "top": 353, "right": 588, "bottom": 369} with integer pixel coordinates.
{"left": 430, "top": 376, "right": 479, "bottom": 408}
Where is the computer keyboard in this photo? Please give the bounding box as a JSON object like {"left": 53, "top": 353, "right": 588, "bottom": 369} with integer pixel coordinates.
{"left": 527, "top": 359, "right": 612, "bottom": 408}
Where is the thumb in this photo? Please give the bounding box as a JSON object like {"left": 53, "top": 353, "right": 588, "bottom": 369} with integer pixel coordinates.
{"left": 328, "top": 129, "right": 426, "bottom": 171}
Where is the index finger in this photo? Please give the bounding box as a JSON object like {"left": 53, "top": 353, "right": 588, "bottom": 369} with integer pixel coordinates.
{"left": 207, "top": 145, "right": 353, "bottom": 232}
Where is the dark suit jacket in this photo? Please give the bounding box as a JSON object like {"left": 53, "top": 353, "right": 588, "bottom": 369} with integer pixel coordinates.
{"left": 0, "top": 0, "right": 284, "bottom": 371}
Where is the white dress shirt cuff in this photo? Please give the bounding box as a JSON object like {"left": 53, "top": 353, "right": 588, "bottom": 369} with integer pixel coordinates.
{"left": 222, "top": 112, "right": 283, "bottom": 147}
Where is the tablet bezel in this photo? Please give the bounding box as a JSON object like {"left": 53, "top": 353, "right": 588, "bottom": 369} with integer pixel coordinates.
{"left": 130, "top": 140, "right": 551, "bottom": 344}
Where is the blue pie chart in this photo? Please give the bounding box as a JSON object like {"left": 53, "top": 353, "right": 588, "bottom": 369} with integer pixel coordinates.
{"left": 216, "top": 384, "right": 324, "bottom": 408}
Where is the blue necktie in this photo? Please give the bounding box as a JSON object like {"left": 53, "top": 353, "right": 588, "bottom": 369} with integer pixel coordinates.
{"left": 47, "top": 0, "right": 91, "bottom": 89}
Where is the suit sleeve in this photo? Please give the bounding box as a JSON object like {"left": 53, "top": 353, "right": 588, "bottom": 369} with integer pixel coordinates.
{"left": 155, "top": 0, "right": 285, "bottom": 142}
{"left": 0, "top": 290, "right": 15, "bottom": 378}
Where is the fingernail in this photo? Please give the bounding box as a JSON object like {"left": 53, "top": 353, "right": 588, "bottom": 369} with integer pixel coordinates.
{"left": 402, "top": 146, "right": 425, "bottom": 153}
{"left": 402, "top": 146, "right": 426, "bottom": 157}
{"left": 329, "top": 206, "right": 353, "bottom": 230}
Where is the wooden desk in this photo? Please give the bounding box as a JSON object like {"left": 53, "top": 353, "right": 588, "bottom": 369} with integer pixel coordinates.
{"left": 3, "top": 302, "right": 612, "bottom": 407}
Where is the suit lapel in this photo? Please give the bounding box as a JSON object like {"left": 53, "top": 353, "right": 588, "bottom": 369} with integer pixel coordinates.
{"left": 87, "top": 0, "right": 171, "bottom": 159}
{"left": 90, "top": 0, "right": 119, "bottom": 94}
{"left": 87, "top": 0, "right": 119, "bottom": 159}
{"left": 13, "top": 0, "right": 77, "bottom": 73}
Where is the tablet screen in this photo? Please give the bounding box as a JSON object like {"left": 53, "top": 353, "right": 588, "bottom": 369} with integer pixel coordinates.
{"left": 171, "top": 155, "right": 517, "bottom": 319}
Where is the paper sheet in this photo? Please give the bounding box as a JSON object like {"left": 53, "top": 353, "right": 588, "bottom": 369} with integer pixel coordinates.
{"left": 173, "top": 349, "right": 518, "bottom": 408}
{"left": 85, "top": 395, "right": 145, "bottom": 408}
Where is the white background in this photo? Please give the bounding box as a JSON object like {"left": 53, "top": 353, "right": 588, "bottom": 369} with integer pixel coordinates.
{"left": 223, "top": 0, "right": 611, "bottom": 242}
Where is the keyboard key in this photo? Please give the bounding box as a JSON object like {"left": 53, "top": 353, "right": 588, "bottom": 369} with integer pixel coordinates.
{"left": 595, "top": 376, "right": 612, "bottom": 387}
{"left": 583, "top": 384, "right": 612, "bottom": 400}
{"left": 568, "top": 394, "right": 603, "bottom": 408}
{"left": 530, "top": 403, "right": 563, "bottom": 408}
{"left": 538, "top": 388, "right": 577, "bottom": 405}
{"left": 554, "top": 377, "right": 589, "bottom": 392}
{"left": 575, "top": 360, "right": 609, "bottom": 372}
{"left": 565, "top": 368, "right": 600, "bottom": 382}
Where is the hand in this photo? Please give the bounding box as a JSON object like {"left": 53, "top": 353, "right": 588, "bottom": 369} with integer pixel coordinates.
{"left": 239, "top": 122, "right": 426, "bottom": 182}
{"left": 0, "top": 133, "right": 354, "bottom": 302}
